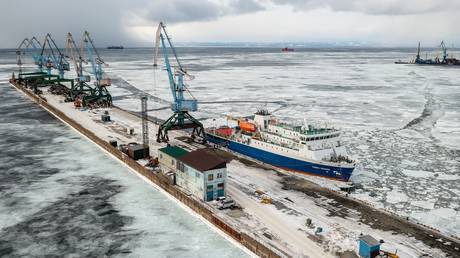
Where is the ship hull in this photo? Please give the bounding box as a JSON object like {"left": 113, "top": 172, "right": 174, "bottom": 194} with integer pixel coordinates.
{"left": 206, "top": 133, "right": 355, "bottom": 181}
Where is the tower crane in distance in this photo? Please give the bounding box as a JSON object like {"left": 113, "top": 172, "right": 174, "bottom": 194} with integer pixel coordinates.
{"left": 40, "top": 33, "right": 70, "bottom": 79}
{"left": 15, "top": 37, "right": 47, "bottom": 83}
{"left": 440, "top": 41, "right": 448, "bottom": 63}
{"left": 37, "top": 33, "right": 75, "bottom": 90}
{"left": 79, "top": 31, "right": 112, "bottom": 107}
{"left": 65, "top": 32, "right": 94, "bottom": 102}
{"left": 153, "top": 21, "right": 205, "bottom": 143}
{"left": 16, "top": 37, "right": 43, "bottom": 74}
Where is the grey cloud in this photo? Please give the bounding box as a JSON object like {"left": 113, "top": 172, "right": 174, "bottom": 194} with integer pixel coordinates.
{"left": 137, "top": 0, "right": 265, "bottom": 25}
{"left": 268, "top": 0, "right": 460, "bottom": 15}
{"left": 229, "top": 0, "right": 266, "bottom": 14}
{"left": 0, "top": 0, "right": 265, "bottom": 48}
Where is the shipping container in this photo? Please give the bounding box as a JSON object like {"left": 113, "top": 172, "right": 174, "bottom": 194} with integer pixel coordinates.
{"left": 216, "top": 127, "right": 233, "bottom": 137}
{"left": 101, "top": 114, "right": 110, "bottom": 122}
{"left": 128, "top": 144, "right": 149, "bottom": 160}
{"left": 109, "top": 140, "right": 117, "bottom": 147}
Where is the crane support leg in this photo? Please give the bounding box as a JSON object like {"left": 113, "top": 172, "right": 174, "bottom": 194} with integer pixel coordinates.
{"left": 157, "top": 111, "right": 205, "bottom": 143}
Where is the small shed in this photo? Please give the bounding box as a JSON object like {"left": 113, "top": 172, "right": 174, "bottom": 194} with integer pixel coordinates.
{"left": 359, "top": 235, "right": 380, "bottom": 258}
{"left": 128, "top": 144, "right": 149, "bottom": 160}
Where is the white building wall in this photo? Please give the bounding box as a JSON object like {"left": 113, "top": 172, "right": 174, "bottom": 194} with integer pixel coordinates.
{"left": 204, "top": 167, "right": 227, "bottom": 201}
{"left": 158, "top": 152, "right": 177, "bottom": 173}
{"left": 176, "top": 164, "right": 227, "bottom": 201}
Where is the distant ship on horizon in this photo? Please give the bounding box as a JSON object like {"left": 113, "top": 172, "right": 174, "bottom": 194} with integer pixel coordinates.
{"left": 281, "top": 47, "right": 294, "bottom": 52}
{"left": 395, "top": 41, "right": 460, "bottom": 66}
{"left": 107, "top": 45, "right": 124, "bottom": 49}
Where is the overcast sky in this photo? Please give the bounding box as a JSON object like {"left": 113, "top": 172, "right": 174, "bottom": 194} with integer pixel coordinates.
{"left": 1, "top": 0, "right": 459, "bottom": 48}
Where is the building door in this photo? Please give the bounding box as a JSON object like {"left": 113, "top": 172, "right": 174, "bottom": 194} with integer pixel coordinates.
{"left": 217, "top": 189, "right": 224, "bottom": 197}
{"left": 206, "top": 190, "right": 214, "bottom": 201}
{"left": 217, "top": 183, "right": 225, "bottom": 197}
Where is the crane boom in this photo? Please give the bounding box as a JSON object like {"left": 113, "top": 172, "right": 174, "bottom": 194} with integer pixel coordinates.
{"left": 154, "top": 22, "right": 197, "bottom": 112}
{"left": 80, "top": 31, "right": 111, "bottom": 87}
{"left": 40, "top": 33, "right": 70, "bottom": 79}
{"left": 65, "top": 33, "right": 89, "bottom": 83}
{"left": 16, "top": 38, "right": 30, "bottom": 73}
{"left": 76, "top": 31, "right": 112, "bottom": 107}
{"left": 440, "top": 41, "right": 448, "bottom": 62}
{"left": 16, "top": 37, "right": 43, "bottom": 73}
{"left": 154, "top": 21, "right": 204, "bottom": 143}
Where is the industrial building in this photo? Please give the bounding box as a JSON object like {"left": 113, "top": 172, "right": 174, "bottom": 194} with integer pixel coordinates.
{"left": 177, "top": 149, "right": 227, "bottom": 201}
{"left": 158, "top": 147, "right": 227, "bottom": 202}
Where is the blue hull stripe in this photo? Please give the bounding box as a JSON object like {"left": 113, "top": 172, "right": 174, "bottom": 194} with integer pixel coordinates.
{"left": 206, "top": 134, "right": 354, "bottom": 181}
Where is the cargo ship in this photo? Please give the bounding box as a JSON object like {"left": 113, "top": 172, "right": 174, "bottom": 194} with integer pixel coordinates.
{"left": 206, "top": 110, "right": 355, "bottom": 181}
{"left": 107, "top": 45, "right": 124, "bottom": 49}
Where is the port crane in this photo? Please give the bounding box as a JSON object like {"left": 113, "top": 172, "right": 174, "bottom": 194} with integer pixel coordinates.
{"left": 16, "top": 37, "right": 43, "bottom": 74}
{"left": 40, "top": 33, "right": 70, "bottom": 79}
{"left": 440, "top": 41, "right": 448, "bottom": 63}
{"left": 79, "top": 31, "right": 112, "bottom": 106}
{"left": 153, "top": 22, "right": 205, "bottom": 143}
{"left": 15, "top": 37, "right": 49, "bottom": 84}
{"left": 65, "top": 32, "right": 94, "bottom": 101}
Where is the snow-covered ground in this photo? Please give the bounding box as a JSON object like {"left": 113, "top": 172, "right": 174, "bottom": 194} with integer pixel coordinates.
{"left": 223, "top": 160, "right": 448, "bottom": 258}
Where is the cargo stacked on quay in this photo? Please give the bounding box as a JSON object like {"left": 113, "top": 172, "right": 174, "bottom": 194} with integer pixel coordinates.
{"left": 206, "top": 110, "right": 355, "bottom": 181}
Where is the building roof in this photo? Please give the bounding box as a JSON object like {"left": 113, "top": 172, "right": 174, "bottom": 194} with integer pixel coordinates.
{"left": 159, "top": 146, "right": 188, "bottom": 159}
{"left": 359, "top": 235, "right": 380, "bottom": 247}
{"left": 179, "top": 148, "right": 227, "bottom": 172}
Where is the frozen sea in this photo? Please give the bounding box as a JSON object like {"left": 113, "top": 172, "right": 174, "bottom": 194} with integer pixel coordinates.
{"left": 0, "top": 54, "right": 248, "bottom": 257}
{"left": 101, "top": 47, "right": 460, "bottom": 237}
{"left": 1, "top": 45, "right": 459, "bottom": 251}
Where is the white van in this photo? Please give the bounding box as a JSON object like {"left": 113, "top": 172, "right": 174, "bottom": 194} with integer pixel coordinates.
{"left": 218, "top": 198, "right": 235, "bottom": 210}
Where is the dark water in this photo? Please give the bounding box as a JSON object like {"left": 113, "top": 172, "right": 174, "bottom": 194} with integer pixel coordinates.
{"left": 0, "top": 82, "right": 247, "bottom": 256}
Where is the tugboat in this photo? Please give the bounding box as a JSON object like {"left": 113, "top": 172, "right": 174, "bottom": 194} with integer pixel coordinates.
{"left": 206, "top": 110, "right": 356, "bottom": 181}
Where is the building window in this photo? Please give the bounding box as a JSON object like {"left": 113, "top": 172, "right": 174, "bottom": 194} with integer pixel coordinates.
{"left": 171, "top": 159, "right": 174, "bottom": 165}
{"left": 217, "top": 172, "right": 222, "bottom": 179}
{"left": 208, "top": 174, "right": 214, "bottom": 181}
{"left": 217, "top": 183, "right": 224, "bottom": 189}
{"left": 195, "top": 172, "right": 200, "bottom": 178}
{"left": 207, "top": 185, "right": 213, "bottom": 190}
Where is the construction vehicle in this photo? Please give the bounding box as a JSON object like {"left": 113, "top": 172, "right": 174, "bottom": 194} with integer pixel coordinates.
{"left": 261, "top": 195, "right": 273, "bottom": 204}
{"left": 380, "top": 250, "right": 399, "bottom": 258}
{"left": 78, "top": 31, "right": 112, "bottom": 107}
{"left": 153, "top": 21, "right": 205, "bottom": 143}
